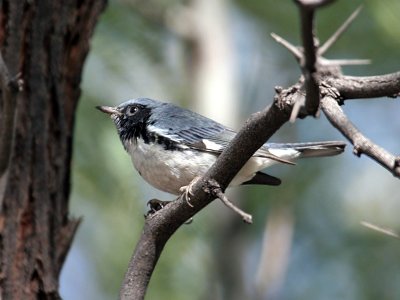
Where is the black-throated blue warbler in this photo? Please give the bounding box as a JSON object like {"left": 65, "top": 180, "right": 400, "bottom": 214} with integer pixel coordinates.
{"left": 97, "top": 98, "right": 345, "bottom": 195}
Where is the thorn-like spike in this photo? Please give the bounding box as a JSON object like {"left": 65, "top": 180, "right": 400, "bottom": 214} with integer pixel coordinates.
{"left": 319, "top": 5, "right": 363, "bottom": 55}
{"left": 289, "top": 94, "right": 306, "bottom": 123}
{"left": 323, "top": 58, "right": 371, "bottom": 66}
{"left": 270, "top": 32, "right": 303, "bottom": 61}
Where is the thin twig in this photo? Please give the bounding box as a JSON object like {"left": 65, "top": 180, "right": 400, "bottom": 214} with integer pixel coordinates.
{"left": 321, "top": 95, "right": 400, "bottom": 178}
{"left": 0, "top": 53, "right": 20, "bottom": 177}
{"left": 322, "top": 58, "right": 371, "bottom": 66}
{"left": 205, "top": 179, "right": 252, "bottom": 224}
{"left": 319, "top": 6, "right": 363, "bottom": 55}
{"left": 270, "top": 33, "right": 302, "bottom": 61}
{"left": 216, "top": 190, "right": 252, "bottom": 224}
{"left": 361, "top": 221, "right": 400, "bottom": 239}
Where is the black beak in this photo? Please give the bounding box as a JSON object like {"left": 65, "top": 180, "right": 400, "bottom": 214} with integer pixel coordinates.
{"left": 96, "top": 105, "right": 121, "bottom": 116}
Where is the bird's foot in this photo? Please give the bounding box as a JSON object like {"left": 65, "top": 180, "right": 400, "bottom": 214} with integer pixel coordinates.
{"left": 145, "top": 199, "right": 171, "bottom": 218}
{"left": 179, "top": 176, "right": 202, "bottom": 208}
{"left": 145, "top": 199, "right": 193, "bottom": 224}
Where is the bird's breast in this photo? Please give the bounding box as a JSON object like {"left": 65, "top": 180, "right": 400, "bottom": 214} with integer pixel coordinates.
{"left": 126, "top": 138, "right": 218, "bottom": 195}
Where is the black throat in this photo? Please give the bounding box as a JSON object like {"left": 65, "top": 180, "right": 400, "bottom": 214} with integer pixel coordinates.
{"left": 116, "top": 108, "right": 180, "bottom": 151}
{"left": 117, "top": 106, "right": 152, "bottom": 144}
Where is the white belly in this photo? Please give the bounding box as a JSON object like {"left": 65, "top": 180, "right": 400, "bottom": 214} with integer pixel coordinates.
{"left": 126, "top": 139, "right": 218, "bottom": 195}
{"left": 124, "top": 139, "right": 290, "bottom": 195}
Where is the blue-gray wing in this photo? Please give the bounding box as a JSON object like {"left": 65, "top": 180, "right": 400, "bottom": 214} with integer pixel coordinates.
{"left": 149, "top": 102, "right": 234, "bottom": 151}
{"left": 179, "top": 127, "right": 293, "bottom": 164}
{"left": 149, "top": 102, "right": 292, "bottom": 163}
{"left": 149, "top": 103, "right": 228, "bottom": 147}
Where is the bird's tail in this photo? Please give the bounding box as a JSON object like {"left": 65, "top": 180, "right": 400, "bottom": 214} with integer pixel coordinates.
{"left": 267, "top": 141, "right": 346, "bottom": 159}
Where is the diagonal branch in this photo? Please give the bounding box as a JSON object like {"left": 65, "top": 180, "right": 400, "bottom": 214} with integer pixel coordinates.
{"left": 205, "top": 179, "right": 253, "bottom": 224}
{"left": 321, "top": 95, "right": 400, "bottom": 178}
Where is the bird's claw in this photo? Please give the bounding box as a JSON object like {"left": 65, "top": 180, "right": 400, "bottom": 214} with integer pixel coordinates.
{"left": 179, "top": 176, "right": 201, "bottom": 208}
{"left": 179, "top": 185, "right": 194, "bottom": 208}
{"left": 145, "top": 198, "right": 194, "bottom": 225}
{"left": 145, "top": 199, "right": 171, "bottom": 218}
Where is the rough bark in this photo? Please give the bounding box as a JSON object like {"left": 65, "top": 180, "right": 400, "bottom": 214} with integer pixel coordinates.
{"left": 0, "top": 1, "right": 106, "bottom": 298}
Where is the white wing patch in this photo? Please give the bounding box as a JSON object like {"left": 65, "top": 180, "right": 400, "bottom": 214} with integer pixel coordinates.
{"left": 268, "top": 148, "right": 301, "bottom": 160}
{"left": 202, "top": 139, "right": 223, "bottom": 151}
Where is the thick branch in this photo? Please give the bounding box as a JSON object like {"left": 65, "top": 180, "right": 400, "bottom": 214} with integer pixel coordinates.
{"left": 326, "top": 71, "right": 400, "bottom": 99}
{"left": 120, "top": 101, "right": 291, "bottom": 300}
{"left": 295, "top": 0, "right": 335, "bottom": 117}
{"left": 297, "top": 2, "right": 320, "bottom": 116}
{"left": 321, "top": 96, "right": 400, "bottom": 178}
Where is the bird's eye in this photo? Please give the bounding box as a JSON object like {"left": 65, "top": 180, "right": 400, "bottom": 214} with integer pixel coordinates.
{"left": 126, "top": 106, "right": 139, "bottom": 116}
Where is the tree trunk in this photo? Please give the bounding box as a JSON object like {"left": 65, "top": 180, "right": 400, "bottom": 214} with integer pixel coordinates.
{"left": 0, "top": 1, "right": 106, "bottom": 298}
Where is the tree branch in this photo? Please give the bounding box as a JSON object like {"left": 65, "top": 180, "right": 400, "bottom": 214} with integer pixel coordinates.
{"left": 296, "top": 1, "right": 320, "bottom": 116}
{"left": 325, "top": 71, "right": 400, "bottom": 99}
{"left": 321, "top": 95, "right": 400, "bottom": 178}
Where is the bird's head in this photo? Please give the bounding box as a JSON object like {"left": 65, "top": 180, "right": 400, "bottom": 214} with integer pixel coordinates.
{"left": 97, "top": 98, "right": 164, "bottom": 146}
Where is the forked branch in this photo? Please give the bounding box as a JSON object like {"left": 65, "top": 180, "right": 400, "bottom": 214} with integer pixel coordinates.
{"left": 321, "top": 95, "right": 400, "bottom": 178}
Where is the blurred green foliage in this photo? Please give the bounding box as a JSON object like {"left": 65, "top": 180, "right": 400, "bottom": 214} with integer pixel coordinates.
{"left": 61, "top": 1, "right": 400, "bottom": 299}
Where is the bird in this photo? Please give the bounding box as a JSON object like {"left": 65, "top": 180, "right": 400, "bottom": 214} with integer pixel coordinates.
{"left": 97, "top": 98, "right": 346, "bottom": 195}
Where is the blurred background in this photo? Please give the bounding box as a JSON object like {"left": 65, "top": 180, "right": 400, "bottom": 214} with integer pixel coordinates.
{"left": 60, "top": 0, "right": 400, "bottom": 299}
